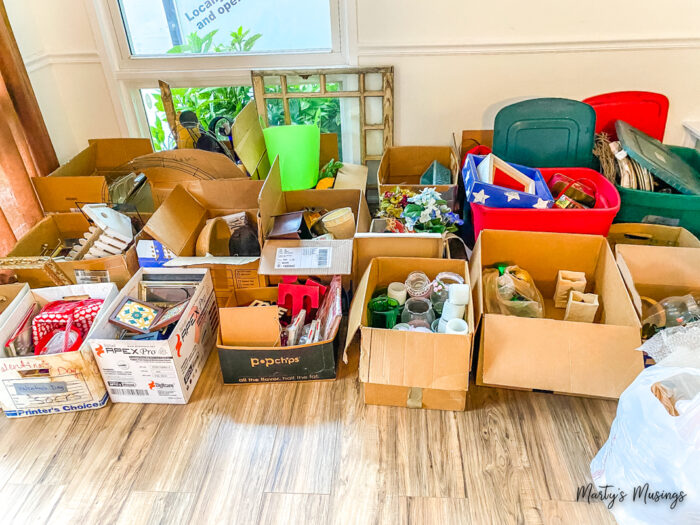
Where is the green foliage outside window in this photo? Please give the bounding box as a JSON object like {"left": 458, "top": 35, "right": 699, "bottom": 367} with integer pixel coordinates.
{"left": 144, "top": 28, "right": 342, "bottom": 153}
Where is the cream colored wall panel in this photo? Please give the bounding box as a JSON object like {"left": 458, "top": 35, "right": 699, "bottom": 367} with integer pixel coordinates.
{"left": 357, "top": 0, "right": 700, "bottom": 46}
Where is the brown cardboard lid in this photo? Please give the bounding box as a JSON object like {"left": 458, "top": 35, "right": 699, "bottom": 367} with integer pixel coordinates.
{"left": 232, "top": 101, "right": 270, "bottom": 180}
{"left": 333, "top": 164, "right": 368, "bottom": 192}
{"left": 143, "top": 185, "right": 207, "bottom": 256}
{"left": 220, "top": 305, "right": 281, "bottom": 347}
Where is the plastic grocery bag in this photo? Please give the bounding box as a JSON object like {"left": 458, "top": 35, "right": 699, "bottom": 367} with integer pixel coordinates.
{"left": 590, "top": 365, "right": 700, "bottom": 524}
{"left": 483, "top": 266, "right": 544, "bottom": 318}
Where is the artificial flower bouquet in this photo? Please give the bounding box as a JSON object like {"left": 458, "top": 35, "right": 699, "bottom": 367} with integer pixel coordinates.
{"left": 378, "top": 187, "right": 463, "bottom": 233}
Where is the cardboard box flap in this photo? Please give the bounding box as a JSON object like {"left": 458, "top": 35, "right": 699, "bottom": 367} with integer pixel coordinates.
{"left": 132, "top": 149, "right": 247, "bottom": 183}
{"left": 360, "top": 328, "right": 470, "bottom": 391}
{"left": 0, "top": 283, "right": 30, "bottom": 324}
{"left": 232, "top": 101, "right": 271, "bottom": 180}
{"left": 608, "top": 223, "right": 700, "bottom": 250}
{"left": 354, "top": 233, "right": 444, "bottom": 284}
{"left": 220, "top": 305, "right": 281, "bottom": 347}
{"left": 88, "top": 138, "right": 153, "bottom": 169}
{"left": 258, "top": 158, "right": 286, "bottom": 236}
{"left": 259, "top": 240, "right": 353, "bottom": 275}
{"left": 481, "top": 314, "right": 641, "bottom": 398}
{"left": 143, "top": 185, "right": 207, "bottom": 256}
{"left": 181, "top": 179, "right": 263, "bottom": 212}
{"left": 344, "top": 258, "right": 373, "bottom": 362}
{"left": 334, "top": 164, "right": 369, "bottom": 192}
{"left": 616, "top": 244, "right": 700, "bottom": 317}
{"left": 32, "top": 177, "right": 108, "bottom": 213}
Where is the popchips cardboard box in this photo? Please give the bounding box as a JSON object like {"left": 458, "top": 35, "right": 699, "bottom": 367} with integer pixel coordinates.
{"left": 471, "top": 230, "right": 643, "bottom": 399}
{"left": 216, "top": 286, "right": 341, "bottom": 384}
{"left": 257, "top": 158, "right": 371, "bottom": 278}
{"left": 3, "top": 213, "right": 139, "bottom": 288}
{"left": 32, "top": 138, "right": 153, "bottom": 213}
{"left": 142, "top": 182, "right": 267, "bottom": 305}
{"left": 0, "top": 282, "right": 118, "bottom": 418}
{"left": 377, "top": 146, "right": 461, "bottom": 209}
{"left": 88, "top": 268, "right": 219, "bottom": 404}
{"left": 346, "top": 257, "right": 474, "bottom": 411}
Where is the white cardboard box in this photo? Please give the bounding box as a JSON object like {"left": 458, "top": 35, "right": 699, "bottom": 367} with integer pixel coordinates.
{"left": 88, "top": 268, "right": 219, "bottom": 404}
{"left": 0, "top": 282, "right": 118, "bottom": 418}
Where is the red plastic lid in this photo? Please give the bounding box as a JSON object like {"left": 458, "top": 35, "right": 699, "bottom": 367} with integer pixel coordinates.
{"left": 583, "top": 91, "right": 669, "bottom": 141}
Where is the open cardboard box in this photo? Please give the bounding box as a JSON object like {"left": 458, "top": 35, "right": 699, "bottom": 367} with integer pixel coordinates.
{"left": 142, "top": 182, "right": 267, "bottom": 306}
{"left": 0, "top": 282, "right": 118, "bottom": 417}
{"left": 32, "top": 139, "right": 153, "bottom": 214}
{"left": 470, "top": 230, "right": 642, "bottom": 399}
{"left": 345, "top": 257, "right": 474, "bottom": 411}
{"left": 3, "top": 213, "right": 139, "bottom": 288}
{"left": 608, "top": 223, "right": 700, "bottom": 251}
{"left": 257, "top": 158, "right": 371, "bottom": 278}
{"left": 216, "top": 285, "right": 340, "bottom": 384}
{"left": 377, "top": 146, "right": 461, "bottom": 210}
{"left": 88, "top": 268, "right": 218, "bottom": 404}
{"left": 616, "top": 244, "right": 700, "bottom": 320}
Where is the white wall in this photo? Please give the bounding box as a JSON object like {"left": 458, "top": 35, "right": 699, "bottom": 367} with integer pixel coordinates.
{"left": 5, "top": 0, "right": 700, "bottom": 162}
{"left": 5, "top": 0, "right": 121, "bottom": 163}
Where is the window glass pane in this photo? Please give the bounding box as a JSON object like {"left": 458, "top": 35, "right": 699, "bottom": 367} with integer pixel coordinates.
{"left": 119, "top": 0, "right": 333, "bottom": 56}
{"left": 141, "top": 85, "right": 253, "bottom": 150}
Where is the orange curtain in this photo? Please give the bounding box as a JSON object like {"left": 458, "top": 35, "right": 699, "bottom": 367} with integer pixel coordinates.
{"left": 0, "top": 1, "right": 58, "bottom": 255}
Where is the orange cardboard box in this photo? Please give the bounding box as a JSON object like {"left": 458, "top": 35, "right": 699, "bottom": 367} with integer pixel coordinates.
{"left": 257, "top": 158, "right": 371, "bottom": 278}
{"left": 471, "top": 230, "right": 642, "bottom": 399}
{"left": 377, "top": 146, "right": 460, "bottom": 209}
{"left": 3, "top": 213, "right": 138, "bottom": 288}
{"left": 346, "top": 257, "right": 474, "bottom": 411}
{"left": 32, "top": 138, "right": 153, "bottom": 213}
{"left": 607, "top": 223, "right": 700, "bottom": 252}
{"left": 142, "top": 182, "right": 266, "bottom": 306}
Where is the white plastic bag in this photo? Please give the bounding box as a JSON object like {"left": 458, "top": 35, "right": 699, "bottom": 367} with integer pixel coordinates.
{"left": 590, "top": 366, "right": 700, "bottom": 524}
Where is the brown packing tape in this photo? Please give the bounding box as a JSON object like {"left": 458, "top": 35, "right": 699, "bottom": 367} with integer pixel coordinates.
{"left": 406, "top": 387, "right": 423, "bottom": 409}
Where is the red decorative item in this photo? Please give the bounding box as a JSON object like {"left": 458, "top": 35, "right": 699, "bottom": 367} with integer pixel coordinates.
{"left": 278, "top": 283, "right": 320, "bottom": 318}
{"left": 305, "top": 279, "right": 327, "bottom": 299}
{"left": 31, "top": 299, "right": 103, "bottom": 346}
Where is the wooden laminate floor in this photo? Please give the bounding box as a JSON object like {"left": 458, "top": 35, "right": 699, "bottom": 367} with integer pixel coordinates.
{"left": 0, "top": 337, "right": 618, "bottom": 525}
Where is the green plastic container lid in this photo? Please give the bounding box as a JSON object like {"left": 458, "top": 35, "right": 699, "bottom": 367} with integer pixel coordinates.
{"left": 616, "top": 120, "right": 700, "bottom": 196}
{"left": 493, "top": 98, "right": 596, "bottom": 168}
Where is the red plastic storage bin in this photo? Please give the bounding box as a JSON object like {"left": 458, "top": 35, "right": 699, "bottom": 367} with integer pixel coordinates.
{"left": 470, "top": 167, "right": 621, "bottom": 238}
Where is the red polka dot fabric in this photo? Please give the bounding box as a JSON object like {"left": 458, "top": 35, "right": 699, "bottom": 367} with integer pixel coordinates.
{"left": 32, "top": 299, "right": 104, "bottom": 347}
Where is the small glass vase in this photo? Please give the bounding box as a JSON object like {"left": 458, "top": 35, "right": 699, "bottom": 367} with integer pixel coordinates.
{"left": 401, "top": 297, "right": 435, "bottom": 329}
{"left": 405, "top": 271, "right": 432, "bottom": 298}
{"left": 368, "top": 296, "right": 400, "bottom": 329}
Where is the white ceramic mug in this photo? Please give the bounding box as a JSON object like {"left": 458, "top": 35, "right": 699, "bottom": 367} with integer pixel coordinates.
{"left": 387, "top": 282, "right": 407, "bottom": 306}
{"left": 445, "top": 318, "right": 469, "bottom": 335}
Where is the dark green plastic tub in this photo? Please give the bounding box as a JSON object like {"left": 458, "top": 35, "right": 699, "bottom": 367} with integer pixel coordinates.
{"left": 615, "top": 145, "right": 700, "bottom": 236}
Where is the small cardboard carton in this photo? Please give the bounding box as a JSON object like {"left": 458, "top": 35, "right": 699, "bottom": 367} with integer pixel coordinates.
{"left": 0, "top": 282, "right": 118, "bottom": 418}
{"left": 257, "top": 158, "right": 371, "bottom": 278}
{"left": 88, "top": 268, "right": 219, "bottom": 404}
{"left": 345, "top": 257, "right": 474, "bottom": 411}
{"left": 607, "top": 223, "right": 700, "bottom": 251}
{"left": 377, "top": 146, "right": 460, "bottom": 209}
{"left": 142, "top": 183, "right": 267, "bottom": 305}
{"left": 615, "top": 244, "right": 700, "bottom": 321}
{"left": 32, "top": 138, "right": 153, "bottom": 213}
{"left": 3, "top": 213, "right": 139, "bottom": 288}
{"left": 471, "top": 230, "right": 643, "bottom": 399}
{"left": 216, "top": 285, "right": 341, "bottom": 384}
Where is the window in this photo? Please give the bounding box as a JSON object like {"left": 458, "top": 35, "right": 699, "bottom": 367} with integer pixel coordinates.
{"left": 117, "top": 0, "right": 334, "bottom": 57}
{"left": 90, "top": 0, "right": 357, "bottom": 156}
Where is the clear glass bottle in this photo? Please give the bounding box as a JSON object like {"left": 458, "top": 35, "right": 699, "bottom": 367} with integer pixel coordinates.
{"left": 405, "top": 271, "right": 432, "bottom": 298}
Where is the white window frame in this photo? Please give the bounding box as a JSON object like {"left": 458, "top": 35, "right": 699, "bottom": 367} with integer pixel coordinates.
{"left": 86, "top": 0, "right": 358, "bottom": 140}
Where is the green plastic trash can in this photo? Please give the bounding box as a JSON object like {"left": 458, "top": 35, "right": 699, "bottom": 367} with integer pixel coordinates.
{"left": 263, "top": 124, "right": 320, "bottom": 191}
{"left": 615, "top": 146, "right": 700, "bottom": 236}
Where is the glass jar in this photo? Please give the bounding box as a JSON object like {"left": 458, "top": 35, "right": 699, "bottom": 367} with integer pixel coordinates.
{"left": 405, "top": 271, "right": 432, "bottom": 298}
{"left": 401, "top": 297, "right": 435, "bottom": 329}
{"left": 367, "top": 296, "right": 400, "bottom": 329}
{"left": 430, "top": 272, "right": 465, "bottom": 315}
